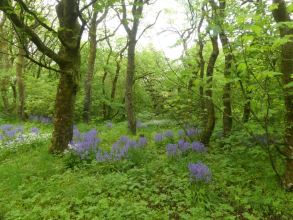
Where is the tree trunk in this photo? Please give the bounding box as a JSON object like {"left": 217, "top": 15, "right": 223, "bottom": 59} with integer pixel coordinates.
{"left": 197, "top": 8, "right": 205, "bottom": 122}
{"left": 0, "top": 14, "right": 10, "bottom": 113}
{"left": 217, "top": 0, "right": 232, "bottom": 136}
{"left": 16, "top": 44, "right": 25, "bottom": 120}
{"left": 102, "top": 69, "right": 108, "bottom": 119}
{"left": 272, "top": 0, "right": 293, "bottom": 190}
{"left": 0, "top": 77, "right": 9, "bottom": 113}
{"left": 83, "top": 11, "right": 98, "bottom": 123}
{"left": 200, "top": 34, "right": 219, "bottom": 145}
{"left": 108, "top": 57, "right": 121, "bottom": 117}
{"left": 125, "top": 38, "right": 137, "bottom": 134}
{"left": 50, "top": 68, "right": 78, "bottom": 153}
{"left": 102, "top": 45, "right": 112, "bottom": 120}
{"left": 219, "top": 34, "right": 232, "bottom": 135}
{"left": 49, "top": 0, "right": 81, "bottom": 153}
{"left": 242, "top": 92, "right": 251, "bottom": 123}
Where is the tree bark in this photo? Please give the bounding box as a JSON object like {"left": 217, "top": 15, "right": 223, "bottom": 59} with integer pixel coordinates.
{"left": 50, "top": 0, "right": 81, "bottom": 153}
{"left": 0, "top": 77, "right": 10, "bottom": 113}
{"left": 125, "top": 37, "right": 137, "bottom": 134}
{"left": 50, "top": 67, "right": 78, "bottom": 153}
{"left": 16, "top": 43, "right": 25, "bottom": 120}
{"left": 197, "top": 7, "right": 206, "bottom": 122}
{"left": 242, "top": 91, "right": 251, "bottom": 123}
{"left": 0, "top": 15, "right": 12, "bottom": 114}
{"left": 120, "top": 0, "right": 145, "bottom": 134}
{"left": 200, "top": 34, "right": 219, "bottom": 145}
{"left": 272, "top": 0, "right": 293, "bottom": 190}
{"left": 83, "top": 11, "right": 98, "bottom": 123}
{"left": 218, "top": 0, "right": 232, "bottom": 136}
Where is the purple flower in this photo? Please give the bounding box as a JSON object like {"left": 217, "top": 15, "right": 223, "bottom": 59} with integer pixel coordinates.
{"left": 70, "top": 128, "right": 100, "bottom": 156}
{"left": 138, "top": 136, "right": 147, "bottom": 147}
{"left": 103, "top": 152, "right": 112, "bottom": 161}
{"left": 119, "top": 136, "right": 130, "bottom": 144}
{"left": 39, "top": 116, "right": 52, "bottom": 124}
{"left": 188, "top": 162, "right": 212, "bottom": 183}
{"left": 166, "top": 143, "right": 179, "bottom": 157}
{"left": 191, "top": 142, "right": 207, "bottom": 153}
{"left": 186, "top": 127, "right": 199, "bottom": 137}
{"left": 15, "top": 126, "right": 24, "bottom": 133}
{"left": 154, "top": 133, "right": 164, "bottom": 143}
{"left": 29, "top": 115, "right": 52, "bottom": 124}
{"left": 0, "top": 124, "right": 13, "bottom": 131}
{"left": 31, "top": 127, "right": 40, "bottom": 135}
{"left": 126, "top": 140, "right": 137, "bottom": 148}
{"left": 73, "top": 127, "right": 81, "bottom": 140}
{"left": 106, "top": 122, "right": 113, "bottom": 129}
{"left": 96, "top": 150, "right": 104, "bottom": 162}
{"left": 164, "top": 130, "right": 174, "bottom": 139}
{"left": 178, "top": 139, "right": 190, "bottom": 152}
{"left": 178, "top": 130, "right": 184, "bottom": 137}
{"left": 5, "top": 129, "right": 18, "bottom": 138}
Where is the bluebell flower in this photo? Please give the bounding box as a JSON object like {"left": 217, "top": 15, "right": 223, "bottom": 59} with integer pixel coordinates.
{"left": 5, "top": 129, "right": 18, "bottom": 138}
{"left": 70, "top": 128, "right": 101, "bottom": 156}
{"left": 178, "top": 129, "right": 184, "bottom": 137}
{"left": 186, "top": 127, "right": 199, "bottom": 137}
{"left": 119, "top": 135, "right": 130, "bottom": 144}
{"left": 164, "top": 130, "right": 174, "bottom": 139}
{"left": 106, "top": 121, "right": 113, "bottom": 129}
{"left": 166, "top": 143, "right": 179, "bottom": 157}
{"left": 138, "top": 136, "right": 147, "bottom": 147}
{"left": 188, "top": 162, "right": 212, "bottom": 183}
{"left": 191, "top": 142, "right": 207, "bottom": 153}
{"left": 0, "top": 124, "right": 13, "bottom": 131}
{"left": 31, "top": 127, "right": 40, "bottom": 135}
{"left": 178, "top": 139, "right": 190, "bottom": 152}
{"left": 154, "top": 133, "right": 164, "bottom": 143}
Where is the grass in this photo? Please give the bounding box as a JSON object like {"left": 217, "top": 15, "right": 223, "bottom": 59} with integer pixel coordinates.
{"left": 0, "top": 121, "right": 292, "bottom": 219}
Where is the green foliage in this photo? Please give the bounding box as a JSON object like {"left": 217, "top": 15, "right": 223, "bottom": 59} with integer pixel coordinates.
{"left": 0, "top": 122, "right": 292, "bottom": 219}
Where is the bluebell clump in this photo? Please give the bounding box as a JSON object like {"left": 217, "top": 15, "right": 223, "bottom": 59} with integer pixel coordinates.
{"left": 29, "top": 115, "right": 52, "bottom": 124}
{"left": 154, "top": 133, "right": 164, "bottom": 143}
{"left": 188, "top": 162, "right": 212, "bottom": 183}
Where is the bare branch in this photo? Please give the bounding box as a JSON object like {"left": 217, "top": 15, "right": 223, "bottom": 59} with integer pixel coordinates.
{"left": 137, "top": 10, "right": 161, "bottom": 42}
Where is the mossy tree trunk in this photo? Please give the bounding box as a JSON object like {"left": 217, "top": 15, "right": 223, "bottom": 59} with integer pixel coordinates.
{"left": 50, "top": 0, "right": 81, "bottom": 153}
{"left": 200, "top": 33, "right": 219, "bottom": 145}
{"left": 125, "top": 37, "right": 137, "bottom": 134}
{"left": 272, "top": 0, "right": 293, "bottom": 190}
{"left": 120, "top": 0, "right": 145, "bottom": 135}
{"left": 16, "top": 42, "right": 25, "bottom": 120}
{"left": 0, "top": 14, "right": 10, "bottom": 113}
{"left": 218, "top": 0, "right": 232, "bottom": 136}
{"left": 83, "top": 11, "right": 98, "bottom": 123}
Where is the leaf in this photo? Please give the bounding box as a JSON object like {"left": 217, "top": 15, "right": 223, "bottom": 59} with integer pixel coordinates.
{"left": 284, "top": 81, "right": 293, "bottom": 89}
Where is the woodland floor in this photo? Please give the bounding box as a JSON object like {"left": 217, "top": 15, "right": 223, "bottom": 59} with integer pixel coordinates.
{"left": 0, "top": 120, "right": 292, "bottom": 219}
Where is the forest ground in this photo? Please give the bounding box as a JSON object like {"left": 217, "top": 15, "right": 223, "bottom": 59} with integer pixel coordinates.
{"left": 0, "top": 120, "right": 292, "bottom": 220}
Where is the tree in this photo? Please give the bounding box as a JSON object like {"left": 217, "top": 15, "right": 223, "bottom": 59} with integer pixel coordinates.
{"left": 83, "top": 7, "right": 108, "bottom": 123}
{"left": 200, "top": 32, "right": 219, "bottom": 145}
{"left": 0, "top": 0, "right": 95, "bottom": 153}
{"left": 0, "top": 14, "right": 11, "bottom": 114}
{"left": 271, "top": 0, "right": 293, "bottom": 190}
{"left": 200, "top": 3, "right": 219, "bottom": 145}
{"left": 117, "top": 0, "right": 159, "bottom": 134}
